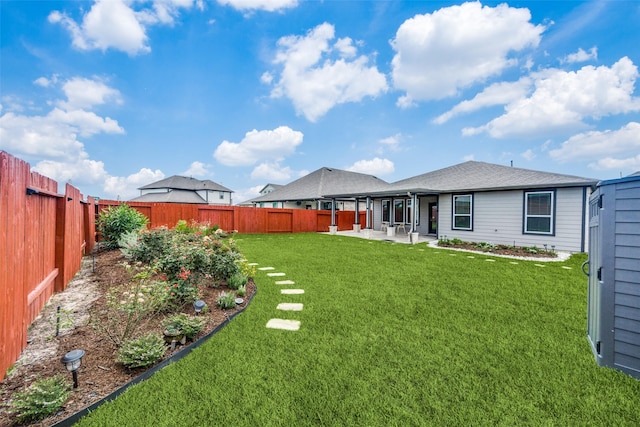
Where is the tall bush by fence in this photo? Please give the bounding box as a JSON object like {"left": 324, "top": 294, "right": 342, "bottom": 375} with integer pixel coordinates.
{"left": 97, "top": 201, "right": 366, "bottom": 234}
{"left": 0, "top": 151, "right": 96, "bottom": 380}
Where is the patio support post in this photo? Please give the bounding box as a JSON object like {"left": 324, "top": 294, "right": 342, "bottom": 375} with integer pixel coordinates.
{"left": 365, "top": 196, "right": 371, "bottom": 229}
{"left": 331, "top": 198, "right": 336, "bottom": 226}
{"left": 354, "top": 199, "right": 360, "bottom": 225}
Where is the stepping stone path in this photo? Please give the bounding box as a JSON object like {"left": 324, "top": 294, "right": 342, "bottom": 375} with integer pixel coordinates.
{"left": 254, "top": 264, "right": 304, "bottom": 331}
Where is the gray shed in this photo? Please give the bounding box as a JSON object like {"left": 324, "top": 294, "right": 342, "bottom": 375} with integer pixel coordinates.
{"left": 586, "top": 173, "right": 640, "bottom": 379}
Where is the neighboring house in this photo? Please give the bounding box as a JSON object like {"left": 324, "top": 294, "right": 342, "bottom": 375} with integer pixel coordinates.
{"left": 325, "top": 161, "right": 598, "bottom": 252}
{"left": 130, "top": 175, "right": 233, "bottom": 205}
{"left": 259, "top": 183, "right": 283, "bottom": 196}
{"left": 244, "top": 167, "right": 390, "bottom": 210}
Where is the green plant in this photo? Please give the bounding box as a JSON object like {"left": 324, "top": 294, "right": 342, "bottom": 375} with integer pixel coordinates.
{"left": 162, "top": 313, "right": 206, "bottom": 341}
{"left": 93, "top": 263, "right": 164, "bottom": 346}
{"left": 226, "top": 272, "right": 248, "bottom": 290}
{"left": 97, "top": 204, "right": 149, "bottom": 250}
{"left": 216, "top": 291, "right": 236, "bottom": 309}
{"left": 236, "top": 284, "right": 247, "bottom": 297}
{"left": 8, "top": 374, "right": 70, "bottom": 423}
{"left": 117, "top": 333, "right": 165, "bottom": 369}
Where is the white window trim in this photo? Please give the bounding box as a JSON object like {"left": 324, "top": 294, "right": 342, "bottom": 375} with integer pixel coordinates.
{"left": 452, "top": 194, "right": 473, "bottom": 231}
{"left": 524, "top": 190, "right": 555, "bottom": 235}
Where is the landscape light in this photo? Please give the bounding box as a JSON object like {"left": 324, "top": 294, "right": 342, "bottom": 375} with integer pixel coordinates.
{"left": 193, "top": 300, "right": 206, "bottom": 314}
{"left": 61, "top": 349, "right": 85, "bottom": 388}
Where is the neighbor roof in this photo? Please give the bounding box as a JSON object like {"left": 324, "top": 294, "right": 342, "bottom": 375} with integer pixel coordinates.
{"left": 246, "top": 167, "right": 390, "bottom": 204}
{"left": 138, "top": 175, "right": 233, "bottom": 192}
{"left": 324, "top": 161, "right": 598, "bottom": 198}
{"left": 130, "top": 190, "right": 209, "bottom": 204}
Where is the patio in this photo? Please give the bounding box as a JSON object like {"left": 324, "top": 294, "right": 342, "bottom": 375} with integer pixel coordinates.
{"left": 325, "top": 228, "right": 437, "bottom": 244}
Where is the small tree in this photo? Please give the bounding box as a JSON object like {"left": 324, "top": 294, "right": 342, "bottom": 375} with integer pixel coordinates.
{"left": 97, "top": 204, "right": 149, "bottom": 250}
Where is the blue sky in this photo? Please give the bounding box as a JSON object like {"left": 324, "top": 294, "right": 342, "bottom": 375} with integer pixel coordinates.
{"left": 1, "top": 0, "right": 639, "bottom": 203}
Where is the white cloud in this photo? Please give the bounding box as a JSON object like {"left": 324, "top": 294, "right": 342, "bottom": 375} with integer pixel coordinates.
{"left": 217, "top": 0, "right": 298, "bottom": 12}
{"left": 250, "top": 162, "right": 293, "bottom": 181}
{"left": 462, "top": 154, "right": 475, "bottom": 161}
{"left": 391, "top": 2, "right": 544, "bottom": 102}
{"left": 58, "top": 77, "right": 122, "bottom": 110}
{"left": 34, "top": 76, "right": 58, "bottom": 88}
{"left": 589, "top": 155, "right": 640, "bottom": 172}
{"left": 267, "top": 22, "right": 388, "bottom": 122}
{"left": 562, "top": 46, "right": 597, "bottom": 64}
{"left": 434, "top": 78, "right": 531, "bottom": 124}
{"left": 377, "top": 133, "right": 402, "bottom": 153}
{"left": 213, "top": 126, "right": 303, "bottom": 166}
{"left": 463, "top": 57, "right": 640, "bottom": 138}
{"left": 49, "top": 0, "right": 200, "bottom": 55}
{"left": 347, "top": 158, "right": 394, "bottom": 176}
{"left": 521, "top": 149, "right": 535, "bottom": 161}
{"left": 0, "top": 76, "right": 125, "bottom": 193}
{"left": 549, "top": 122, "right": 640, "bottom": 164}
{"left": 104, "top": 168, "right": 166, "bottom": 200}
{"left": 182, "top": 161, "right": 212, "bottom": 177}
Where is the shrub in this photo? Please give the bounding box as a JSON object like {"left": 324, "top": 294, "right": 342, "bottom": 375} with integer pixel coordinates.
{"left": 117, "top": 333, "right": 165, "bottom": 369}
{"left": 162, "top": 313, "right": 206, "bottom": 341}
{"left": 9, "top": 374, "right": 70, "bottom": 423}
{"left": 123, "top": 227, "right": 172, "bottom": 264}
{"left": 226, "top": 273, "right": 247, "bottom": 290}
{"left": 236, "top": 284, "right": 247, "bottom": 297}
{"left": 216, "top": 291, "right": 236, "bottom": 309}
{"left": 97, "top": 204, "right": 149, "bottom": 250}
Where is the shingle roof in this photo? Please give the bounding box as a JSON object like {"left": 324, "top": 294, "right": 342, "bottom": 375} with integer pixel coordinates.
{"left": 138, "top": 175, "right": 233, "bottom": 192}
{"left": 385, "top": 161, "right": 597, "bottom": 194}
{"left": 129, "top": 190, "right": 208, "bottom": 204}
{"left": 246, "top": 167, "right": 390, "bottom": 203}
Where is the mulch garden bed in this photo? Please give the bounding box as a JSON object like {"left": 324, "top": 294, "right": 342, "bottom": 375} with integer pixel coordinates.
{"left": 0, "top": 249, "right": 255, "bottom": 427}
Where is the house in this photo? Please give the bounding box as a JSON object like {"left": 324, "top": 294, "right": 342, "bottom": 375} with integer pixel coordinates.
{"left": 244, "top": 167, "right": 390, "bottom": 210}
{"left": 130, "top": 175, "right": 233, "bottom": 205}
{"left": 324, "top": 161, "right": 598, "bottom": 252}
{"left": 259, "top": 183, "right": 283, "bottom": 196}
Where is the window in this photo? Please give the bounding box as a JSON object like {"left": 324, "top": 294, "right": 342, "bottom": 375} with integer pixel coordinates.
{"left": 382, "top": 200, "right": 390, "bottom": 222}
{"left": 524, "top": 191, "right": 554, "bottom": 234}
{"left": 452, "top": 194, "right": 472, "bottom": 230}
{"left": 219, "top": 192, "right": 225, "bottom": 200}
{"left": 394, "top": 199, "right": 405, "bottom": 223}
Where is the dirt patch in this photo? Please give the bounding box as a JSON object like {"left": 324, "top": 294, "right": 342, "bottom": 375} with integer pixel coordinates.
{"left": 0, "top": 250, "right": 255, "bottom": 427}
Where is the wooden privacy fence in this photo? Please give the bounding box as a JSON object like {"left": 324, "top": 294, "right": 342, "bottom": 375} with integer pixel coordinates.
{"left": 0, "top": 151, "right": 96, "bottom": 381}
{"left": 97, "top": 200, "right": 367, "bottom": 234}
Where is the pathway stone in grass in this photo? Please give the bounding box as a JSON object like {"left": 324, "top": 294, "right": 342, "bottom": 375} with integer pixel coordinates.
{"left": 486, "top": 259, "right": 495, "bottom": 262}
{"left": 267, "top": 272, "right": 286, "bottom": 277}
{"left": 467, "top": 256, "right": 475, "bottom": 258}
{"left": 510, "top": 261, "right": 519, "bottom": 265}
{"left": 275, "top": 280, "right": 295, "bottom": 285}
{"left": 535, "top": 264, "right": 545, "bottom": 268}
{"left": 277, "top": 303, "right": 303, "bottom": 311}
{"left": 258, "top": 267, "right": 275, "bottom": 271}
{"left": 248, "top": 263, "right": 258, "bottom": 266}
{"left": 281, "top": 289, "right": 304, "bottom": 295}
{"left": 266, "top": 319, "right": 300, "bottom": 331}
{"left": 562, "top": 266, "right": 572, "bottom": 270}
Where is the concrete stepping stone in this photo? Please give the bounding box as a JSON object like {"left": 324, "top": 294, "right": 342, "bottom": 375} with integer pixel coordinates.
{"left": 277, "top": 303, "right": 303, "bottom": 311}
{"left": 510, "top": 261, "right": 519, "bottom": 265}
{"left": 258, "top": 267, "right": 275, "bottom": 271}
{"left": 281, "top": 289, "right": 304, "bottom": 295}
{"left": 275, "top": 280, "right": 295, "bottom": 285}
{"left": 534, "top": 264, "right": 545, "bottom": 268}
{"left": 486, "top": 259, "right": 495, "bottom": 262}
{"left": 266, "top": 319, "right": 300, "bottom": 331}
{"left": 562, "top": 266, "right": 572, "bottom": 270}
{"left": 267, "top": 272, "right": 286, "bottom": 277}
{"left": 247, "top": 263, "right": 258, "bottom": 266}
{"left": 467, "top": 256, "right": 475, "bottom": 259}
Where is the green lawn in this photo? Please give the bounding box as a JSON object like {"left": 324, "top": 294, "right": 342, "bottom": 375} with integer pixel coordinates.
{"left": 77, "top": 233, "right": 640, "bottom": 426}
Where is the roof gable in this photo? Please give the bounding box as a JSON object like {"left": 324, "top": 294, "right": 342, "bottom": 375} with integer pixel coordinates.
{"left": 138, "top": 175, "right": 233, "bottom": 192}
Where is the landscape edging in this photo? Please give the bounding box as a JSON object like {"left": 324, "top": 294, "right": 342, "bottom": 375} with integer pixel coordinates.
{"left": 51, "top": 288, "right": 256, "bottom": 427}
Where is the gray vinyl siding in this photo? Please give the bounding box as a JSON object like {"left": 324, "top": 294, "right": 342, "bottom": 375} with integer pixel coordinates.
{"left": 612, "top": 180, "right": 640, "bottom": 374}
{"left": 437, "top": 187, "right": 588, "bottom": 252}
